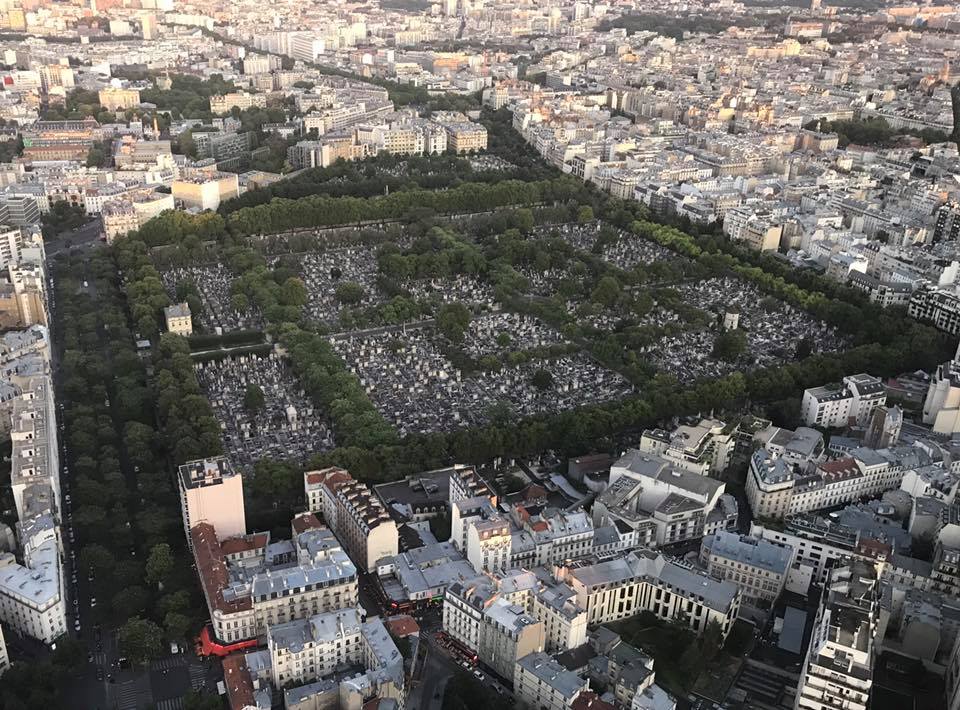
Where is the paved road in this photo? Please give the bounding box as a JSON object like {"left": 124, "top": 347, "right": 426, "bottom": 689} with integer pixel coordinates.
{"left": 46, "top": 218, "right": 103, "bottom": 257}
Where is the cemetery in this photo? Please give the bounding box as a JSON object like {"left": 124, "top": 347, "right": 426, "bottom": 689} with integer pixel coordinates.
{"left": 162, "top": 264, "right": 262, "bottom": 332}
{"left": 157, "top": 216, "right": 851, "bottom": 440}
{"left": 194, "top": 349, "right": 335, "bottom": 469}
{"left": 330, "top": 321, "right": 633, "bottom": 435}
{"left": 299, "top": 247, "right": 388, "bottom": 324}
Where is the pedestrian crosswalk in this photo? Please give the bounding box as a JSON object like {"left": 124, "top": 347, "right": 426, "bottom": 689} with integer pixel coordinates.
{"left": 151, "top": 655, "right": 187, "bottom": 672}
{"left": 189, "top": 664, "right": 207, "bottom": 691}
{"left": 114, "top": 680, "right": 151, "bottom": 710}
{"left": 155, "top": 698, "right": 184, "bottom": 710}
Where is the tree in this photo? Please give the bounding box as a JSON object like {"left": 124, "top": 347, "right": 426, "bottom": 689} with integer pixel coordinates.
{"left": 577, "top": 205, "right": 594, "bottom": 223}
{"left": 118, "top": 617, "right": 164, "bottom": 665}
{"left": 590, "top": 275, "right": 621, "bottom": 307}
{"left": 531, "top": 369, "right": 553, "bottom": 390}
{"left": 113, "top": 586, "right": 149, "bottom": 618}
{"left": 145, "top": 543, "right": 175, "bottom": 586}
{"left": 436, "top": 303, "right": 471, "bottom": 343}
{"left": 243, "top": 384, "right": 266, "bottom": 413}
{"left": 183, "top": 689, "right": 223, "bottom": 710}
{"left": 712, "top": 329, "right": 747, "bottom": 362}
{"left": 164, "top": 611, "right": 192, "bottom": 640}
{"left": 334, "top": 281, "right": 365, "bottom": 305}
{"left": 80, "top": 544, "right": 116, "bottom": 575}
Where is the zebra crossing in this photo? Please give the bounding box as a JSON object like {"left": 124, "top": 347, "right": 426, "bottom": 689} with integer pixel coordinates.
{"left": 114, "top": 679, "right": 151, "bottom": 710}
{"left": 189, "top": 663, "right": 207, "bottom": 690}
{"left": 151, "top": 655, "right": 188, "bottom": 672}
{"left": 154, "top": 698, "right": 184, "bottom": 710}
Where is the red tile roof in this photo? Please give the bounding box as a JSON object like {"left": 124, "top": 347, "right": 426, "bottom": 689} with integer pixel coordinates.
{"left": 222, "top": 654, "right": 255, "bottom": 710}
{"left": 292, "top": 512, "right": 324, "bottom": 534}
{"left": 386, "top": 614, "right": 420, "bottom": 638}
{"left": 220, "top": 533, "right": 268, "bottom": 557}
{"left": 191, "top": 523, "right": 252, "bottom": 614}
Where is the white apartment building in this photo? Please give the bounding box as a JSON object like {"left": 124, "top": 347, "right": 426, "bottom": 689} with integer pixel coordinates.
{"left": 592, "top": 450, "right": 738, "bottom": 548}
{"left": 923, "top": 344, "right": 960, "bottom": 435}
{"left": 10, "top": 375, "right": 59, "bottom": 525}
{"left": 0, "top": 528, "right": 66, "bottom": 645}
{"left": 466, "top": 516, "right": 512, "bottom": 573}
{"left": 564, "top": 550, "right": 741, "bottom": 638}
{"left": 514, "top": 652, "right": 589, "bottom": 710}
{"left": 638, "top": 417, "right": 736, "bottom": 476}
{"left": 0, "top": 227, "right": 23, "bottom": 269}
{"left": 303, "top": 468, "right": 398, "bottom": 573}
{"left": 179, "top": 456, "right": 246, "bottom": 548}
{"left": 269, "top": 608, "right": 364, "bottom": 688}
{"left": 700, "top": 530, "right": 794, "bottom": 604}
{"left": 191, "top": 518, "right": 359, "bottom": 645}
{"left": 795, "top": 560, "right": 880, "bottom": 710}
{"left": 478, "top": 597, "right": 545, "bottom": 680}
{"left": 800, "top": 373, "right": 886, "bottom": 429}
{"left": 747, "top": 445, "right": 912, "bottom": 520}
{"left": 0, "top": 624, "right": 8, "bottom": 676}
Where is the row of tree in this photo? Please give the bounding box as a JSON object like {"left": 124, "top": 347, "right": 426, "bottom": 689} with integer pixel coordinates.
{"left": 52, "top": 251, "right": 210, "bottom": 669}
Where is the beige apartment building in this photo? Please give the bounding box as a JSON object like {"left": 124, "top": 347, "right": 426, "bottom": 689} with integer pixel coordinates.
{"left": 172, "top": 172, "right": 239, "bottom": 211}
{"left": 304, "top": 468, "right": 399, "bottom": 572}
{"left": 179, "top": 457, "right": 246, "bottom": 548}
{"left": 98, "top": 88, "right": 141, "bottom": 111}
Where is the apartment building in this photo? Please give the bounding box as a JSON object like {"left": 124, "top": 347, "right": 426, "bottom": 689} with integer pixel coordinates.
{"left": 101, "top": 200, "right": 139, "bottom": 243}
{"left": 0, "top": 227, "right": 23, "bottom": 270}
{"left": 638, "top": 417, "right": 736, "bottom": 476}
{"left": 467, "top": 516, "right": 512, "bottom": 573}
{"left": 923, "top": 344, "right": 960, "bottom": 434}
{"left": 268, "top": 608, "right": 364, "bottom": 688}
{"left": 592, "top": 450, "right": 738, "bottom": 548}
{"left": 909, "top": 289, "right": 960, "bottom": 337}
{"left": 509, "top": 508, "right": 595, "bottom": 570}
{"left": 699, "top": 530, "right": 793, "bottom": 604}
{"left": 191, "top": 518, "right": 359, "bottom": 645}
{"left": 564, "top": 549, "right": 741, "bottom": 638}
{"left": 747, "top": 443, "right": 915, "bottom": 520}
{"left": 0, "top": 624, "right": 7, "bottom": 676}
{"left": 10, "top": 376, "right": 59, "bottom": 524}
{"left": 178, "top": 457, "right": 246, "bottom": 548}
{"left": 171, "top": 172, "right": 239, "bottom": 211}
{"left": 0, "top": 520, "right": 66, "bottom": 644}
{"left": 448, "top": 464, "right": 494, "bottom": 505}
{"left": 478, "top": 597, "right": 545, "bottom": 680}
{"left": 514, "top": 652, "right": 589, "bottom": 710}
{"left": 280, "top": 615, "right": 405, "bottom": 710}
{"left": 98, "top": 88, "right": 141, "bottom": 111}
{"left": 795, "top": 559, "right": 880, "bottom": 710}
{"left": 800, "top": 373, "right": 886, "bottom": 428}
{"left": 210, "top": 92, "right": 268, "bottom": 114}
{"left": 164, "top": 302, "right": 193, "bottom": 336}
{"left": 303, "top": 468, "right": 399, "bottom": 572}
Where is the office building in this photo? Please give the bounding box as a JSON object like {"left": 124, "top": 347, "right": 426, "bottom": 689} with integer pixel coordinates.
{"left": 179, "top": 457, "right": 246, "bottom": 547}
